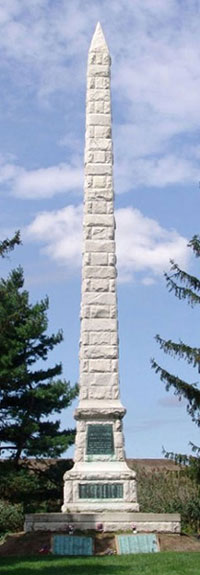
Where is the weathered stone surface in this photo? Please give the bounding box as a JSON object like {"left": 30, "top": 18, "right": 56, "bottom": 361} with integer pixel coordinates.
{"left": 62, "top": 22, "right": 139, "bottom": 516}
{"left": 85, "top": 240, "right": 115, "bottom": 253}
{"left": 83, "top": 266, "right": 116, "bottom": 279}
{"left": 25, "top": 512, "right": 181, "bottom": 533}
{"left": 80, "top": 372, "right": 119, "bottom": 387}
{"left": 81, "top": 345, "right": 118, "bottom": 359}
{"left": 84, "top": 214, "right": 114, "bottom": 226}
{"left": 85, "top": 163, "right": 112, "bottom": 175}
{"left": 82, "top": 292, "right": 116, "bottom": 305}
{"left": 82, "top": 318, "right": 117, "bottom": 331}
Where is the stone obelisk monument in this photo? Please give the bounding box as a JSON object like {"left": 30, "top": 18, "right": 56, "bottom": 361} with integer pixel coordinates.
{"left": 24, "top": 24, "right": 181, "bottom": 535}
{"left": 62, "top": 22, "right": 138, "bottom": 513}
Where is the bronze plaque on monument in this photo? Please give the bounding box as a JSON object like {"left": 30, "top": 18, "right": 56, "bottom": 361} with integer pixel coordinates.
{"left": 86, "top": 424, "right": 114, "bottom": 455}
{"left": 79, "top": 483, "right": 123, "bottom": 499}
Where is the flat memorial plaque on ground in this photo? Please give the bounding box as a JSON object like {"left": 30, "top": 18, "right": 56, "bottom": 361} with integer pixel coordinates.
{"left": 116, "top": 534, "right": 159, "bottom": 554}
{"left": 52, "top": 535, "right": 93, "bottom": 556}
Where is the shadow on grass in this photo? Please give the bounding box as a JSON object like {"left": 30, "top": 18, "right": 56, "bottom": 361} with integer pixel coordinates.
{"left": 0, "top": 556, "right": 133, "bottom": 575}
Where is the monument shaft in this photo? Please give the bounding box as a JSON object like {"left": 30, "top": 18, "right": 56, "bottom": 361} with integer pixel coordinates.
{"left": 78, "top": 23, "right": 123, "bottom": 417}
{"left": 62, "top": 23, "right": 138, "bottom": 513}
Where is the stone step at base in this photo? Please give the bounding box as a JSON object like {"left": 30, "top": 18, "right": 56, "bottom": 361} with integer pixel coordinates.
{"left": 24, "top": 511, "right": 180, "bottom": 534}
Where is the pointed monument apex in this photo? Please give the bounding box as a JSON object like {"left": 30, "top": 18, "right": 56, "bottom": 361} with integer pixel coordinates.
{"left": 89, "top": 22, "right": 109, "bottom": 52}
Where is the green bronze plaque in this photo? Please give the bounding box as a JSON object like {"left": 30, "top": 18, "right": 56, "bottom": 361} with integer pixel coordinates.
{"left": 86, "top": 424, "right": 114, "bottom": 455}
{"left": 117, "top": 534, "right": 159, "bottom": 554}
{"left": 79, "top": 483, "right": 123, "bottom": 499}
{"left": 52, "top": 535, "right": 93, "bottom": 556}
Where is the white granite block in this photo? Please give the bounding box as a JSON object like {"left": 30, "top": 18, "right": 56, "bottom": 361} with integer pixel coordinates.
{"left": 87, "top": 89, "right": 110, "bottom": 101}
{"left": 83, "top": 252, "right": 90, "bottom": 265}
{"left": 87, "top": 114, "right": 110, "bottom": 126}
{"left": 112, "top": 359, "right": 118, "bottom": 372}
{"left": 94, "top": 126, "right": 111, "bottom": 138}
{"left": 110, "top": 332, "right": 118, "bottom": 345}
{"left": 88, "top": 77, "right": 95, "bottom": 89}
{"left": 85, "top": 214, "right": 114, "bottom": 226}
{"left": 83, "top": 266, "right": 116, "bottom": 279}
{"left": 85, "top": 163, "right": 112, "bottom": 175}
{"left": 106, "top": 202, "right": 114, "bottom": 214}
{"left": 82, "top": 318, "right": 117, "bottom": 331}
{"left": 110, "top": 306, "right": 117, "bottom": 318}
{"left": 80, "top": 359, "right": 89, "bottom": 372}
{"left": 93, "top": 151, "right": 106, "bottom": 162}
{"left": 87, "top": 101, "right": 95, "bottom": 113}
{"left": 80, "top": 372, "right": 119, "bottom": 387}
{"left": 86, "top": 127, "right": 95, "bottom": 138}
{"left": 79, "top": 386, "right": 88, "bottom": 400}
{"left": 109, "top": 279, "right": 116, "bottom": 291}
{"left": 108, "top": 253, "right": 116, "bottom": 265}
{"left": 104, "top": 101, "right": 111, "bottom": 114}
{"left": 90, "top": 305, "right": 110, "bottom": 318}
{"left": 93, "top": 175, "right": 106, "bottom": 187}
{"left": 85, "top": 240, "right": 115, "bottom": 253}
{"left": 87, "top": 189, "right": 113, "bottom": 201}
{"left": 86, "top": 279, "right": 110, "bottom": 292}
{"left": 89, "top": 331, "right": 111, "bottom": 345}
{"left": 84, "top": 200, "right": 107, "bottom": 214}
{"left": 94, "top": 100, "right": 104, "bottom": 113}
{"left": 89, "top": 359, "right": 112, "bottom": 372}
{"left": 95, "top": 77, "right": 109, "bottom": 89}
{"left": 90, "top": 252, "right": 108, "bottom": 265}
{"left": 83, "top": 345, "right": 118, "bottom": 359}
{"left": 105, "top": 151, "right": 113, "bottom": 163}
{"left": 81, "top": 332, "right": 89, "bottom": 345}
{"left": 82, "top": 292, "right": 116, "bottom": 305}
{"left": 88, "top": 64, "right": 109, "bottom": 76}
{"left": 86, "top": 138, "right": 112, "bottom": 151}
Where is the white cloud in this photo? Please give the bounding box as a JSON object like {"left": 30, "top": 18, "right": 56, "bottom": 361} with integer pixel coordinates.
{"left": 26, "top": 205, "right": 83, "bottom": 267}
{"left": 14, "top": 163, "right": 82, "bottom": 199}
{"left": 116, "top": 207, "right": 189, "bottom": 282}
{"left": 1, "top": 1, "right": 200, "bottom": 190}
{"left": 114, "top": 152, "right": 199, "bottom": 193}
{"left": 0, "top": 161, "right": 82, "bottom": 199}
{"left": 25, "top": 204, "right": 189, "bottom": 283}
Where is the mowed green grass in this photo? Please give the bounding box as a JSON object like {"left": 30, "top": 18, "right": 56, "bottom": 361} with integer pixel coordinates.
{"left": 0, "top": 553, "right": 199, "bottom": 575}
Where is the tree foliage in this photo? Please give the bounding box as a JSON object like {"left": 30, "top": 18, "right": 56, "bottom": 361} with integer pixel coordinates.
{"left": 151, "top": 235, "right": 200, "bottom": 478}
{"left": 0, "top": 231, "right": 21, "bottom": 258}
{"left": 0, "top": 241, "right": 78, "bottom": 464}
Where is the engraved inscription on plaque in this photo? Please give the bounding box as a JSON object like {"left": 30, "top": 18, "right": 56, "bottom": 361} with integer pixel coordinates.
{"left": 86, "top": 424, "right": 114, "bottom": 455}
{"left": 79, "top": 483, "right": 123, "bottom": 499}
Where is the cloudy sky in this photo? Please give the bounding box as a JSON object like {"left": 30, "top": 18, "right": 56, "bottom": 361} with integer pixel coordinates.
{"left": 0, "top": 0, "right": 199, "bottom": 458}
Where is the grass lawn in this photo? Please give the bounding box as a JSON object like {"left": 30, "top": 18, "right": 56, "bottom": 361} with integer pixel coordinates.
{"left": 0, "top": 553, "right": 199, "bottom": 575}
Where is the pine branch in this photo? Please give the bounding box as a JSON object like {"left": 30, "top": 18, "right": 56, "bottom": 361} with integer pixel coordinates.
{"left": 155, "top": 335, "right": 200, "bottom": 370}
{"left": 188, "top": 235, "right": 200, "bottom": 257}
{"left": 151, "top": 358, "right": 200, "bottom": 423}
{"left": 0, "top": 232, "right": 21, "bottom": 258}
{"left": 164, "top": 268, "right": 200, "bottom": 306}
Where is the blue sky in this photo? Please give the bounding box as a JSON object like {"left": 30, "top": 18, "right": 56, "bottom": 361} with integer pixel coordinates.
{"left": 0, "top": 0, "right": 199, "bottom": 458}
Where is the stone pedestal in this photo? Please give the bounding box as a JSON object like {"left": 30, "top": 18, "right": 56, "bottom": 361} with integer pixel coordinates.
{"left": 62, "top": 23, "right": 139, "bottom": 514}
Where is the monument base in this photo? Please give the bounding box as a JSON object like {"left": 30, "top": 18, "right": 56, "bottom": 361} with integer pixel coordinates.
{"left": 24, "top": 511, "right": 181, "bottom": 534}
{"left": 62, "top": 460, "right": 139, "bottom": 513}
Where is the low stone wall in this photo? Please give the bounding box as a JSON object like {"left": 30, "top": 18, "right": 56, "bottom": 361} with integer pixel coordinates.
{"left": 24, "top": 512, "right": 181, "bottom": 534}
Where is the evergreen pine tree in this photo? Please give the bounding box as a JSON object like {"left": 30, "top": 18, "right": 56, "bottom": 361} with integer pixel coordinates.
{"left": 0, "top": 265, "right": 78, "bottom": 464}
{"left": 151, "top": 235, "right": 200, "bottom": 477}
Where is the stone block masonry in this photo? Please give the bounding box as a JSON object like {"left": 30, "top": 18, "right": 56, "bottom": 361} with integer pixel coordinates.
{"left": 25, "top": 24, "right": 181, "bottom": 531}
{"left": 79, "top": 26, "right": 119, "bottom": 409}
{"left": 60, "top": 24, "right": 139, "bottom": 514}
